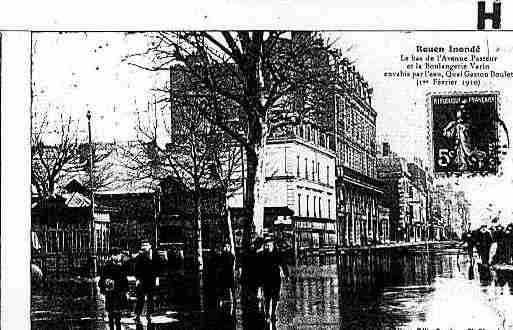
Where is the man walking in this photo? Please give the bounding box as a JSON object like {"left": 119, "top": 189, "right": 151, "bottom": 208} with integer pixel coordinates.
{"left": 133, "top": 239, "right": 161, "bottom": 322}
{"left": 476, "top": 225, "right": 493, "bottom": 266}
{"left": 260, "top": 236, "right": 288, "bottom": 322}
{"left": 239, "top": 237, "right": 265, "bottom": 328}
{"left": 216, "top": 242, "right": 236, "bottom": 309}
{"left": 99, "top": 247, "right": 129, "bottom": 330}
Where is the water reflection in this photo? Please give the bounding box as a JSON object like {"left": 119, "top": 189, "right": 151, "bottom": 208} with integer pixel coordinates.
{"left": 279, "top": 248, "right": 513, "bottom": 329}
{"left": 32, "top": 248, "right": 513, "bottom": 329}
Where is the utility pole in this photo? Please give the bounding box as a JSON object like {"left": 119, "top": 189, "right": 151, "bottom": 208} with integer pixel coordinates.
{"left": 87, "top": 109, "right": 97, "bottom": 276}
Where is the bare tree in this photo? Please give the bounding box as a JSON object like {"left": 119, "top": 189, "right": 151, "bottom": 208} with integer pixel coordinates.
{"left": 31, "top": 110, "right": 113, "bottom": 202}
{"left": 126, "top": 31, "right": 340, "bottom": 248}
{"left": 124, "top": 100, "right": 242, "bottom": 272}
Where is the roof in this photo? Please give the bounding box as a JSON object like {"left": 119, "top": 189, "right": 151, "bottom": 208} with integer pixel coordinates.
{"left": 32, "top": 191, "right": 115, "bottom": 213}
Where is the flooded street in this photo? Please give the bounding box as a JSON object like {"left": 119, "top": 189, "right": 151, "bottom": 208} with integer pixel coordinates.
{"left": 278, "top": 247, "right": 513, "bottom": 329}
{"left": 32, "top": 246, "right": 513, "bottom": 329}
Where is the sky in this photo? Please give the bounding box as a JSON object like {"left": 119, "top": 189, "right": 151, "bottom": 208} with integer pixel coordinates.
{"left": 32, "top": 31, "right": 513, "bottom": 226}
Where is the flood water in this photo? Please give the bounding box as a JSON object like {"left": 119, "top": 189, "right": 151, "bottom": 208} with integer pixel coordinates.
{"left": 32, "top": 247, "right": 513, "bottom": 329}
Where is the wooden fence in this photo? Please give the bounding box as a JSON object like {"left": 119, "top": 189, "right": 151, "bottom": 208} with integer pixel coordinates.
{"left": 32, "top": 226, "right": 109, "bottom": 278}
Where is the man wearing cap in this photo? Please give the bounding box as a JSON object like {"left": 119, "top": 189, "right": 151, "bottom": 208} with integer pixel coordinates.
{"left": 133, "top": 239, "right": 162, "bottom": 322}
{"left": 260, "top": 236, "right": 288, "bottom": 322}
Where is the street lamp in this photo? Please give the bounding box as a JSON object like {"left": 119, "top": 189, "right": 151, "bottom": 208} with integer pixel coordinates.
{"left": 86, "top": 109, "right": 97, "bottom": 276}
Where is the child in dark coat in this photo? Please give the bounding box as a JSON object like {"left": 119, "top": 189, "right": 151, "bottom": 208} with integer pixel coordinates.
{"left": 99, "top": 248, "right": 129, "bottom": 330}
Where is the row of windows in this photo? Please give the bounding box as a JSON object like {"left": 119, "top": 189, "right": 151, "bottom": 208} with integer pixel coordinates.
{"left": 295, "top": 124, "right": 335, "bottom": 151}
{"left": 297, "top": 193, "right": 332, "bottom": 219}
{"left": 296, "top": 155, "right": 331, "bottom": 184}
{"left": 335, "top": 95, "right": 376, "bottom": 153}
{"left": 343, "top": 145, "right": 377, "bottom": 178}
{"left": 297, "top": 232, "right": 337, "bottom": 248}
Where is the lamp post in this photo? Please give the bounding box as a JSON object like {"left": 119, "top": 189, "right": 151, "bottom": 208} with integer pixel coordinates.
{"left": 86, "top": 109, "right": 97, "bottom": 276}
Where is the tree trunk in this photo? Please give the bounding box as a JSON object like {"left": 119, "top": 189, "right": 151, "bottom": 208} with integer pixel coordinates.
{"left": 194, "top": 191, "right": 204, "bottom": 272}
{"left": 242, "top": 129, "right": 268, "bottom": 248}
{"left": 243, "top": 150, "right": 257, "bottom": 249}
{"left": 252, "top": 142, "right": 267, "bottom": 235}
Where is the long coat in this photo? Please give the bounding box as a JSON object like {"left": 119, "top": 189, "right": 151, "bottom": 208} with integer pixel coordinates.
{"left": 260, "top": 250, "right": 288, "bottom": 290}
{"left": 216, "top": 250, "right": 235, "bottom": 290}
{"left": 99, "top": 262, "right": 129, "bottom": 312}
{"left": 134, "top": 250, "right": 162, "bottom": 291}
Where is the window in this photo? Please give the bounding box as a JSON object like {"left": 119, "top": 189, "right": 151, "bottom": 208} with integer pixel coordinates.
{"left": 317, "top": 162, "right": 320, "bottom": 181}
{"left": 319, "top": 197, "right": 322, "bottom": 218}
{"left": 328, "top": 199, "right": 331, "bottom": 219}
{"left": 327, "top": 165, "right": 330, "bottom": 184}
{"left": 305, "top": 158, "right": 308, "bottom": 179}
{"left": 296, "top": 155, "right": 300, "bottom": 177}
{"left": 306, "top": 195, "right": 310, "bottom": 217}
{"left": 313, "top": 196, "right": 317, "bottom": 217}
{"left": 311, "top": 160, "right": 315, "bottom": 179}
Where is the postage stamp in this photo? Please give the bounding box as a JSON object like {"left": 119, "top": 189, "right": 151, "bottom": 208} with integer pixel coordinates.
{"left": 430, "top": 92, "right": 501, "bottom": 176}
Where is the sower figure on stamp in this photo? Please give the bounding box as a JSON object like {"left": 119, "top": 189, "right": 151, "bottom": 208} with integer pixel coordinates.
{"left": 133, "top": 238, "right": 164, "bottom": 322}
{"left": 99, "top": 247, "right": 129, "bottom": 330}
{"left": 443, "top": 103, "right": 474, "bottom": 171}
{"left": 260, "top": 236, "right": 288, "bottom": 322}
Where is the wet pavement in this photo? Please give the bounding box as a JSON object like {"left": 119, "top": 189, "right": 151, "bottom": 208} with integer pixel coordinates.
{"left": 32, "top": 246, "right": 513, "bottom": 329}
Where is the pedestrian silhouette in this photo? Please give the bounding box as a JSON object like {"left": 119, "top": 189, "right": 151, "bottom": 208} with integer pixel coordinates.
{"left": 99, "top": 247, "right": 129, "bottom": 330}
{"left": 260, "top": 236, "right": 288, "bottom": 322}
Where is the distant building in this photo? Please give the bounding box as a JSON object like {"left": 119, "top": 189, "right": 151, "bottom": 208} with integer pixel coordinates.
{"left": 377, "top": 144, "right": 429, "bottom": 242}
{"left": 430, "top": 183, "right": 470, "bottom": 240}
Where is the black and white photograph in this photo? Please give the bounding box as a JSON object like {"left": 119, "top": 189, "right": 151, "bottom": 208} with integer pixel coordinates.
{"left": 19, "top": 28, "right": 513, "bottom": 329}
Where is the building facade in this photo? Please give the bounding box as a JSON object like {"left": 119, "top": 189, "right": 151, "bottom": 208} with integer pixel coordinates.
{"left": 377, "top": 148, "right": 429, "bottom": 243}
{"left": 333, "top": 59, "right": 383, "bottom": 247}
{"left": 228, "top": 124, "right": 337, "bottom": 261}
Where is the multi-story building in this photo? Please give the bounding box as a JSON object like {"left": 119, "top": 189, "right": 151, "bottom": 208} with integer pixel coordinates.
{"left": 377, "top": 144, "right": 429, "bottom": 242}
{"left": 228, "top": 124, "right": 337, "bottom": 261}
{"left": 333, "top": 59, "right": 383, "bottom": 247}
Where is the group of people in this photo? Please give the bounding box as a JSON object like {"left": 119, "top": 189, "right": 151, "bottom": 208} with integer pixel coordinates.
{"left": 208, "top": 235, "right": 289, "bottom": 323}
{"left": 461, "top": 223, "right": 513, "bottom": 266}
{"left": 99, "top": 239, "right": 165, "bottom": 330}
{"left": 239, "top": 236, "right": 289, "bottom": 323}
{"left": 99, "top": 236, "right": 289, "bottom": 329}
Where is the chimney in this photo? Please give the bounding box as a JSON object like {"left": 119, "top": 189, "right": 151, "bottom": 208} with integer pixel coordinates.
{"left": 383, "top": 142, "right": 390, "bottom": 157}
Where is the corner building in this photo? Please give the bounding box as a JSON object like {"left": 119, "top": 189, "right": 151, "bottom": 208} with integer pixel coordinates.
{"left": 333, "top": 59, "right": 383, "bottom": 247}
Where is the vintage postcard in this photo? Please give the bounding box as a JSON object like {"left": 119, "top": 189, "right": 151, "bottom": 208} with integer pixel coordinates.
{"left": 24, "top": 30, "right": 513, "bottom": 330}
{"left": 2, "top": 2, "right": 513, "bottom": 330}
